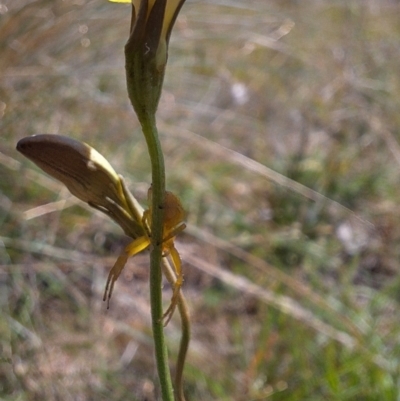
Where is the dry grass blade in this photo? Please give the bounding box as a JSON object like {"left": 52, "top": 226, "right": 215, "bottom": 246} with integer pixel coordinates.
{"left": 183, "top": 251, "right": 355, "bottom": 348}
{"left": 187, "top": 223, "right": 364, "bottom": 340}
{"left": 159, "top": 122, "right": 376, "bottom": 231}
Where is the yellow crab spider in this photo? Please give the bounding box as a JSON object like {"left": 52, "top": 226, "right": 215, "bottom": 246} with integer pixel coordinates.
{"left": 103, "top": 187, "right": 186, "bottom": 324}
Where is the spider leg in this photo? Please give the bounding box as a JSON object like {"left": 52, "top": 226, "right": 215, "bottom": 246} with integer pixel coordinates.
{"left": 103, "top": 236, "right": 150, "bottom": 308}
{"left": 103, "top": 252, "right": 129, "bottom": 308}
{"left": 162, "top": 244, "right": 184, "bottom": 325}
{"left": 125, "top": 236, "right": 151, "bottom": 256}
{"left": 162, "top": 223, "right": 186, "bottom": 243}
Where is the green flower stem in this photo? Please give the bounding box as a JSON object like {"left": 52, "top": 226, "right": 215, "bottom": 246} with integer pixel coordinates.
{"left": 124, "top": 5, "right": 190, "bottom": 396}
{"left": 139, "top": 115, "right": 174, "bottom": 401}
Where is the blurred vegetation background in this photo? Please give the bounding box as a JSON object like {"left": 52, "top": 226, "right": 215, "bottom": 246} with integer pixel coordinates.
{"left": 2, "top": 0, "right": 400, "bottom": 399}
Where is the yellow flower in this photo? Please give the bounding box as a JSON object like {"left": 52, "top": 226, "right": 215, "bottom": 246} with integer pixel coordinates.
{"left": 110, "top": 0, "right": 186, "bottom": 119}
{"left": 111, "top": 0, "right": 184, "bottom": 66}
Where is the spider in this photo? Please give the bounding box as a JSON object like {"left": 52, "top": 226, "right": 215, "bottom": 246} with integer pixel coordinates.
{"left": 103, "top": 187, "right": 186, "bottom": 324}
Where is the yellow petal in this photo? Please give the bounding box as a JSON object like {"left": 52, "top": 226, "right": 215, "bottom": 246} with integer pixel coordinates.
{"left": 162, "top": 0, "right": 185, "bottom": 42}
